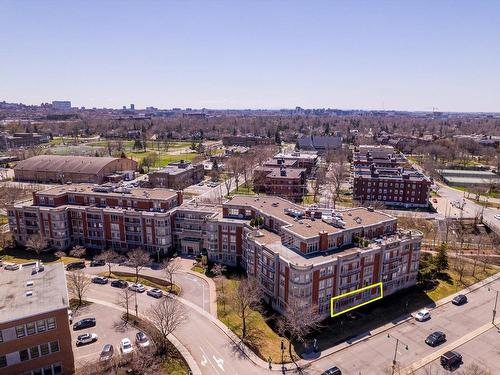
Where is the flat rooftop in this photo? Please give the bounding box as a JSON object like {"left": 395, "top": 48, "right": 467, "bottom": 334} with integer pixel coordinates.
{"left": 0, "top": 263, "right": 69, "bottom": 323}
{"left": 226, "top": 195, "right": 395, "bottom": 238}
{"left": 274, "top": 151, "right": 318, "bottom": 160}
{"left": 152, "top": 163, "right": 199, "bottom": 176}
{"left": 438, "top": 169, "right": 499, "bottom": 177}
{"left": 38, "top": 183, "right": 178, "bottom": 201}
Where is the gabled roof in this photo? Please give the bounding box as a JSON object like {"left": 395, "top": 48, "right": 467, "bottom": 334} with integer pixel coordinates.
{"left": 14, "top": 155, "right": 126, "bottom": 175}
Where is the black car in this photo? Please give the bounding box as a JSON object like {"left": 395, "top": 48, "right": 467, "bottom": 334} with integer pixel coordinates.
{"left": 111, "top": 279, "right": 128, "bottom": 289}
{"left": 322, "top": 366, "right": 342, "bottom": 375}
{"left": 452, "top": 294, "right": 467, "bottom": 306}
{"left": 90, "top": 259, "right": 106, "bottom": 267}
{"left": 73, "top": 318, "right": 96, "bottom": 330}
{"left": 66, "top": 261, "right": 86, "bottom": 271}
{"left": 440, "top": 351, "right": 462, "bottom": 369}
{"left": 425, "top": 331, "right": 446, "bottom": 347}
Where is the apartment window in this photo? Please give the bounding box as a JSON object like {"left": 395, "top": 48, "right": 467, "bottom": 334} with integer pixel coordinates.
{"left": 30, "top": 346, "right": 40, "bottom": 359}
{"left": 0, "top": 330, "right": 3, "bottom": 343}
{"left": 40, "top": 343, "right": 50, "bottom": 356}
{"left": 20, "top": 349, "right": 29, "bottom": 362}
{"left": 0, "top": 355, "right": 6, "bottom": 368}
{"left": 47, "top": 317, "right": 56, "bottom": 330}
{"left": 49, "top": 341, "right": 60, "bottom": 353}
{"left": 16, "top": 325, "right": 26, "bottom": 338}
{"left": 26, "top": 322, "right": 36, "bottom": 335}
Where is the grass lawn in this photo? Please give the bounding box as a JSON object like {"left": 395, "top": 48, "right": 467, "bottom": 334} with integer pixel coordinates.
{"left": 302, "top": 195, "right": 317, "bottom": 205}
{"left": 228, "top": 183, "right": 255, "bottom": 197}
{"left": 191, "top": 265, "right": 206, "bottom": 274}
{"left": 99, "top": 271, "right": 181, "bottom": 295}
{"left": 451, "top": 185, "right": 500, "bottom": 200}
{"left": 0, "top": 215, "right": 7, "bottom": 225}
{"left": 0, "top": 247, "right": 81, "bottom": 265}
{"left": 216, "top": 276, "right": 296, "bottom": 364}
{"left": 128, "top": 151, "right": 199, "bottom": 167}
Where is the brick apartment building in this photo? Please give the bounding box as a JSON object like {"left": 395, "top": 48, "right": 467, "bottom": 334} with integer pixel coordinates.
{"left": 222, "top": 135, "right": 274, "bottom": 147}
{"left": 253, "top": 162, "right": 307, "bottom": 202}
{"left": 0, "top": 132, "right": 50, "bottom": 151}
{"left": 148, "top": 160, "right": 204, "bottom": 190}
{"left": 7, "top": 184, "right": 181, "bottom": 255}
{"left": 0, "top": 263, "right": 74, "bottom": 374}
{"left": 14, "top": 155, "right": 137, "bottom": 184}
{"left": 353, "top": 165, "right": 431, "bottom": 208}
{"left": 352, "top": 145, "right": 409, "bottom": 168}
{"left": 272, "top": 151, "right": 318, "bottom": 175}
{"left": 222, "top": 195, "right": 422, "bottom": 318}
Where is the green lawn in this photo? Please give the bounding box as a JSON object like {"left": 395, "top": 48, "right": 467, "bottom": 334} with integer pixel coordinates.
{"left": 0, "top": 247, "right": 81, "bottom": 265}
{"left": 216, "top": 276, "right": 296, "bottom": 364}
{"left": 128, "top": 151, "right": 199, "bottom": 167}
{"left": 0, "top": 215, "right": 7, "bottom": 225}
{"left": 228, "top": 182, "right": 255, "bottom": 196}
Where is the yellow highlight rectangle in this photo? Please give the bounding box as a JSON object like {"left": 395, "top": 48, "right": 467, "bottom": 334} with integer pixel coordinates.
{"left": 330, "top": 282, "right": 384, "bottom": 317}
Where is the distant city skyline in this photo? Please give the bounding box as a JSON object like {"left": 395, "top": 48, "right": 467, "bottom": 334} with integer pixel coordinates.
{"left": 1, "top": 0, "right": 499, "bottom": 112}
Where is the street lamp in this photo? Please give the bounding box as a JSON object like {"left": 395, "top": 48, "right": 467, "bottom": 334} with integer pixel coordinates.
{"left": 488, "top": 287, "right": 499, "bottom": 325}
{"left": 134, "top": 289, "right": 138, "bottom": 317}
{"left": 280, "top": 340, "right": 285, "bottom": 372}
{"left": 387, "top": 334, "right": 409, "bottom": 375}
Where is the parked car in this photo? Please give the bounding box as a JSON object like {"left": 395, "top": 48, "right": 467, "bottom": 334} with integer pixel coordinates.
{"left": 76, "top": 333, "right": 98, "bottom": 346}
{"left": 322, "top": 366, "right": 342, "bottom": 375}
{"left": 4, "top": 264, "right": 20, "bottom": 271}
{"left": 66, "top": 261, "right": 86, "bottom": 271}
{"left": 425, "top": 331, "right": 446, "bottom": 347}
{"left": 415, "top": 309, "right": 431, "bottom": 322}
{"left": 99, "top": 344, "right": 114, "bottom": 361}
{"left": 92, "top": 276, "right": 108, "bottom": 285}
{"left": 452, "top": 294, "right": 468, "bottom": 306}
{"left": 111, "top": 280, "right": 128, "bottom": 289}
{"left": 135, "top": 331, "right": 150, "bottom": 347}
{"left": 120, "top": 338, "right": 133, "bottom": 354}
{"left": 440, "top": 351, "right": 462, "bottom": 370}
{"left": 0, "top": 260, "right": 3, "bottom": 267}
{"left": 90, "top": 259, "right": 106, "bottom": 267}
{"left": 68, "top": 310, "right": 73, "bottom": 324}
{"left": 494, "top": 214, "right": 500, "bottom": 220}
{"left": 147, "top": 288, "right": 163, "bottom": 298}
{"left": 73, "top": 318, "right": 96, "bottom": 330}
{"left": 129, "top": 283, "right": 146, "bottom": 293}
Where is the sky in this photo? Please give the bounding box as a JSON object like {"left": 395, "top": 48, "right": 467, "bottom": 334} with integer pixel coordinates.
{"left": 1, "top": 0, "right": 499, "bottom": 112}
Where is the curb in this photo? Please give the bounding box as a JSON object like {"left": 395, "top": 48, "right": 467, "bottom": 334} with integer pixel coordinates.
{"left": 183, "top": 269, "right": 218, "bottom": 317}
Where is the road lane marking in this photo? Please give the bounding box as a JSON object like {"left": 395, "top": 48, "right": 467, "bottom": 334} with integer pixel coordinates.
{"left": 213, "top": 356, "right": 224, "bottom": 371}
{"left": 199, "top": 346, "right": 220, "bottom": 375}
{"left": 402, "top": 318, "right": 499, "bottom": 374}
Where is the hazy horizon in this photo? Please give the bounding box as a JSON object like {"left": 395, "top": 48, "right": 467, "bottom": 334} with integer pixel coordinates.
{"left": 1, "top": 0, "right": 499, "bottom": 112}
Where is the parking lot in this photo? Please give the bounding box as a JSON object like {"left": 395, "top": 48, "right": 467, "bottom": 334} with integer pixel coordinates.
{"left": 71, "top": 301, "right": 138, "bottom": 368}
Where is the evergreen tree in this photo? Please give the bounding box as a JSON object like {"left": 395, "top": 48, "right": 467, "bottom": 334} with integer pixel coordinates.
{"left": 434, "top": 242, "right": 449, "bottom": 272}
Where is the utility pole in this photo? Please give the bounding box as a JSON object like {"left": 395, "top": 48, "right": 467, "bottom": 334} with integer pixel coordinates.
{"left": 489, "top": 287, "right": 499, "bottom": 325}
{"left": 387, "top": 334, "right": 409, "bottom": 375}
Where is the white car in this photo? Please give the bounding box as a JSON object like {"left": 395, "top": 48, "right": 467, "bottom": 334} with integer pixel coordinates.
{"left": 415, "top": 309, "right": 431, "bottom": 322}
{"left": 76, "top": 333, "right": 98, "bottom": 346}
{"left": 147, "top": 288, "right": 163, "bottom": 298}
{"left": 129, "top": 283, "right": 146, "bottom": 293}
{"left": 495, "top": 214, "right": 500, "bottom": 220}
{"left": 120, "top": 338, "right": 133, "bottom": 354}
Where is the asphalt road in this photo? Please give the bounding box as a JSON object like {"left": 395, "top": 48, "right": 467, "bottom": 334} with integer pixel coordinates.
{"left": 86, "top": 281, "right": 270, "bottom": 375}
{"left": 84, "top": 264, "right": 211, "bottom": 313}
{"left": 306, "top": 277, "right": 500, "bottom": 375}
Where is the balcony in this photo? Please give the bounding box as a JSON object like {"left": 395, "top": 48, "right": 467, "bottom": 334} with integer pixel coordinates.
{"left": 383, "top": 255, "right": 402, "bottom": 263}
{"left": 340, "top": 267, "right": 361, "bottom": 277}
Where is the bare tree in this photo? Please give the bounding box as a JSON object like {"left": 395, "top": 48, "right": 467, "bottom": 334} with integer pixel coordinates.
{"left": 127, "top": 248, "right": 150, "bottom": 283}
{"left": 67, "top": 271, "right": 91, "bottom": 308}
{"left": 211, "top": 263, "right": 227, "bottom": 314}
{"left": 129, "top": 346, "right": 161, "bottom": 375}
{"left": 54, "top": 250, "right": 66, "bottom": 259}
{"left": 118, "top": 286, "right": 134, "bottom": 321}
{"left": 277, "top": 299, "right": 323, "bottom": 363}
{"left": 69, "top": 245, "right": 87, "bottom": 259}
{"left": 95, "top": 249, "right": 119, "bottom": 277}
{"left": 26, "top": 234, "right": 48, "bottom": 260}
{"left": 148, "top": 297, "right": 186, "bottom": 354}
{"left": 454, "top": 252, "right": 468, "bottom": 284}
{"left": 325, "top": 162, "right": 347, "bottom": 209}
{"left": 162, "top": 258, "right": 181, "bottom": 293}
{"left": 457, "top": 363, "right": 492, "bottom": 375}
{"left": 231, "top": 277, "right": 262, "bottom": 341}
